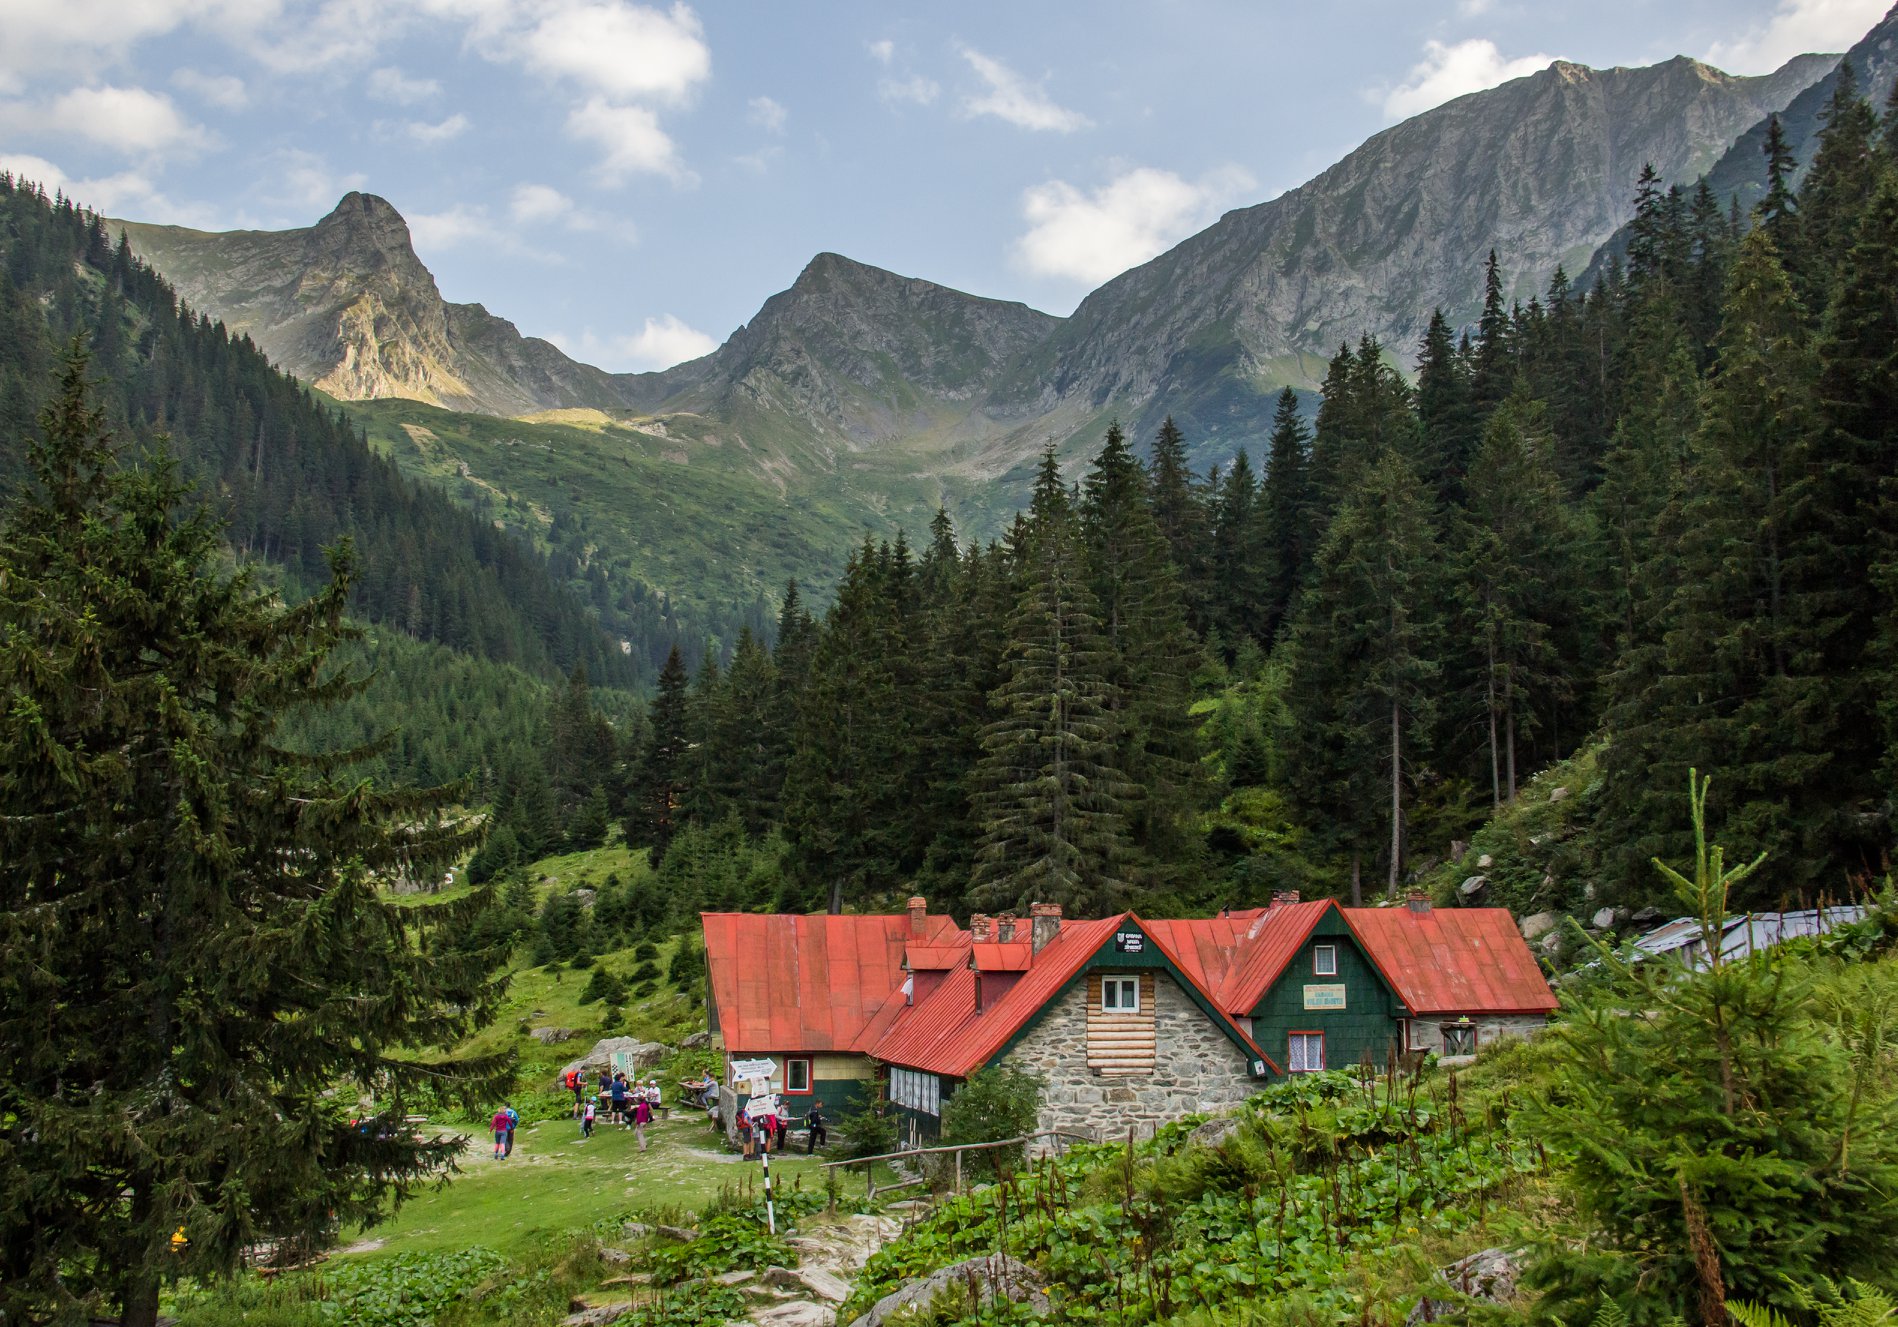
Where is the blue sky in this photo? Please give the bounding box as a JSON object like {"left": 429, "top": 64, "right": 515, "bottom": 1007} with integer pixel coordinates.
{"left": 0, "top": 0, "right": 1884, "bottom": 371}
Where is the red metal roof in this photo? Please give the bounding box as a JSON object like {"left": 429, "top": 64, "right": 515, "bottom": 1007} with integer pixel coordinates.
{"left": 905, "top": 942, "right": 971, "bottom": 970}
{"left": 971, "top": 940, "right": 1033, "bottom": 971}
{"left": 701, "top": 911, "right": 963, "bottom": 1053}
{"left": 1144, "top": 901, "right": 1336, "bottom": 1013}
{"left": 871, "top": 915, "right": 1275, "bottom": 1079}
{"left": 1342, "top": 906, "right": 1558, "bottom": 1015}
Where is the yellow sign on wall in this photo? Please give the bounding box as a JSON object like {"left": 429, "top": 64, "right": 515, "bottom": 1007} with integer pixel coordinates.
{"left": 1303, "top": 984, "right": 1347, "bottom": 1010}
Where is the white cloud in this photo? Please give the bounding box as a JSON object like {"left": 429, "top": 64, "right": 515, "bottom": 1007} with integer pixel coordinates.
{"left": 405, "top": 112, "right": 470, "bottom": 143}
{"left": 879, "top": 73, "right": 940, "bottom": 106}
{"left": 1457, "top": 0, "right": 1495, "bottom": 14}
{"left": 0, "top": 150, "right": 219, "bottom": 226}
{"left": 511, "top": 182, "right": 573, "bottom": 224}
{"left": 868, "top": 38, "right": 894, "bottom": 65}
{"left": 1013, "top": 164, "right": 1255, "bottom": 284}
{"left": 1706, "top": 0, "right": 1887, "bottom": 74}
{"left": 554, "top": 314, "right": 718, "bottom": 371}
{"left": 409, "top": 202, "right": 502, "bottom": 249}
{"left": 747, "top": 94, "right": 787, "bottom": 134}
{"left": 1380, "top": 39, "right": 1554, "bottom": 120}
{"left": 274, "top": 149, "right": 368, "bottom": 214}
{"left": 367, "top": 65, "right": 441, "bottom": 104}
{"left": 0, "top": 0, "right": 263, "bottom": 86}
{"left": 957, "top": 45, "right": 1090, "bottom": 132}
{"left": 523, "top": 1, "right": 710, "bottom": 104}
{"left": 172, "top": 68, "right": 248, "bottom": 108}
{"left": 22, "top": 85, "right": 212, "bottom": 156}
{"left": 240, "top": 0, "right": 397, "bottom": 73}
{"left": 566, "top": 97, "right": 692, "bottom": 184}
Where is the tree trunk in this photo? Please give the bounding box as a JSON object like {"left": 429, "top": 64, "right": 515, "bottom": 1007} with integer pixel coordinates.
{"left": 1486, "top": 631, "right": 1501, "bottom": 809}
{"left": 1388, "top": 695, "right": 1402, "bottom": 897}
{"left": 828, "top": 876, "right": 842, "bottom": 915}
{"left": 1350, "top": 851, "right": 1362, "bottom": 907}
{"left": 1504, "top": 664, "right": 1518, "bottom": 803}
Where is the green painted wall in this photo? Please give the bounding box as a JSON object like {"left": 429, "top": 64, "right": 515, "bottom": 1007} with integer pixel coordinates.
{"left": 1248, "top": 912, "right": 1407, "bottom": 1073}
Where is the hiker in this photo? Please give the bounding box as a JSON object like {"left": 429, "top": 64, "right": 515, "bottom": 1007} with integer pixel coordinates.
{"left": 737, "top": 1105, "right": 754, "bottom": 1160}
{"left": 565, "top": 1067, "right": 584, "bottom": 1117}
{"left": 581, "top": 1096, "right": 596, "bottom": 1139}
{"left": 490, "top": 1106, "right": 511, "bottom": 1160}
{"left": 703, "top": 1079, "right": 721, "bottom": 1127}
{"left": 610, "top": 1072, "right": 628, "bottom": 1125}
{"left": 773, "top": 1111, "right": 788, "bottom": 1153}
{"left": 632, "top": 1093, "right": 653, "bottom": 1152}
{"left": 805, "top": 1101, "right": 827, "bottom": 1154}
{"left": 504, "top": 1103, "right": 519, "bottom": 1158}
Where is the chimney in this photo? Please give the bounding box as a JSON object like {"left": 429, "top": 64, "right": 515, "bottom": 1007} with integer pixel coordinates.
{"left": 996, "top": 912, "right": 1018, "bottom": 943}
{"left": 1030, "top": 902, "right": 1062, "bottom": 953}
{"left": 1407, "top": 890, "right": 1432, "bottom": 915}
{"left": 970, "top": 913, "right": 993, "bottom": 943}
{"left": 1271, "top": 890, "right": 1301, "bottom": 909}
{"left": 907, "top": 895, "right": 928, "bottom": 937}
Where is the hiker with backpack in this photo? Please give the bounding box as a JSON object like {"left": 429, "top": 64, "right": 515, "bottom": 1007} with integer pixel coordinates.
{"left": 490, "top": 1106, "right": 511, "bottom": 1160}
{"left": 564, "top": 1067, "right": 585, "bottom": 1117}
{"left": 632, "top": 1093, "right": 653, "bottom": 1151}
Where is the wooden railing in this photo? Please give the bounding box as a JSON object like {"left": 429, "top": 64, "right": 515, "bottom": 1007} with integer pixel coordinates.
{"left": 820, "top": 1129, "right": 1097, "bottom": 1199}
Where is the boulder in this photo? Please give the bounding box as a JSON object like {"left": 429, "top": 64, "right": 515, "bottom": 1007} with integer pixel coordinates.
{"left": 847, "top": 1255, "right": 1049, "bottom": 1327}
{"left": 559, "top": 1038, "right": 668, "bottom": 1081}
{"left": 563, "top": 1306, "right": 629, "bottom": 1326}
{"left": 786, "top": 1214, "right": 900, "bottom": 1278}
{"left": 751, "top": 1305, "right": 836, "bottom": 1327}
{"left": 682, "top": 1030, "right": 712, "bottom": 1049}
{"left": 599, "top": 1247, "right": 632, "bottom": 1266}
{"left": 1476, "top": 853, "right": 1494, "bottom": 869}
{"left": 531, "top": 1027, "right": 579, "bottom": 1045}
{"left": 1187, "top": 1114, "right": 1244, "bottom": 1149}
{"left": 619, "top": 1221, "right": 652, "bottom": 1241}
{"left": 1549, "top": 786, "right": 1570, "bottom": 803}
{"left": 764, "top": 1265, "right": 851, "bottom": 1303}
{"left": 574, "top": 888, "right": 596, "bottom": 907}
{"left": 1519, "top": 911, "right": 1560, "bottom": 942}
{"left": 1631, "top": 906, "right": 1664, "bottom": 925}
{"left": 655, "top": 1224, "right": 699, "bottom": 1243}
{"left": 1590, "top": 906, "right": 1621, "bottom": 931}
{"left": 714, "top": 1269, "right": 756, "bottom": 1288}
{"left": 1537, "top": 930, "right": 1563, "bottom": 957}
{"left": 1458, "top": 875, "right": 1488, "bottom": 898}
{"left": 1405, "top": 1246, "right": 1526, "bottom": 1324}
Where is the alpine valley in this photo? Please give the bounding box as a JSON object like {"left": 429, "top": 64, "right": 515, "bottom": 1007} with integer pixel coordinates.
{"left": 104, "top": 35, "right": 1870, "bottom": 619}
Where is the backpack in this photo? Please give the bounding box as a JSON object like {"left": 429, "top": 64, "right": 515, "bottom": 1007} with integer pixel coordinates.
{"left": 565, "top": 1070, "right": 578, "bottom": 1089}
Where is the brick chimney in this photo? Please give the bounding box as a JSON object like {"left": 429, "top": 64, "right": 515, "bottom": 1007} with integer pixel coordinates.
{"left": 996, "top": 912, "right": 1018, "bottom": 943}
{"left": 1270, "top": 890, "right": 1301, "bottom": 909}
{"left": 1030, "top": 902, "right": 1062, "bottom": 953}
{"left": 970, "top": 913, "right": 993, "bottom": 943}
{"left": 907, "top": 895, "right": 928, "bottom": 937}
{"left": 1407, "top": 890, "right": 1432, "bottom": 914}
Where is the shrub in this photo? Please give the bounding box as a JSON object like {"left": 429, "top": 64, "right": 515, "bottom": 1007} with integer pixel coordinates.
{"left": 939, "top": 1067, "right": 1043, "bottom": 1182}
{"left": 577, "top": 966, "right": 624, "bottom": 1006}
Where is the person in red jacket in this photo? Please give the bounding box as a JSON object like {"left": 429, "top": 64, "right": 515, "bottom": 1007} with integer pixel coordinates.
{"left": 632, "top": 1094, "right": 653, "bottom": 1152}
{"left": 490, "top": 1106, "right": 511, "bottom": 1160}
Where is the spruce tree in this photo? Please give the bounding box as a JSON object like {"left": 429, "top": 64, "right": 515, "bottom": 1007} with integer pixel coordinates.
{"left": 1207, "top": 447, "right": 1264, "bottom": 650}
{"left": 0, "top": 349, "right": 505, "bottom": 1327}
{"left": 626, "top": 643, "right": 692, "bottom": 864}
{"left": 1414, "top": 308, "right": 1477, "bottom": 507}
{"left": 1796, "top": 61, "right": 1880, "bottom": 314}
{"left": 1283, "top": 449, "right": 1444, "bottom": 898}
{"left": 1471, "top": 249, "right": 1514, "bottom": 410}
{"left": 971, "top": 477, "right": 1131, "bottom": 915}
{"left": 1080, "top": 423, "right": 1206, "bottom": 879}
{"left": 1259, "top": 386, "right": 1316, "bottom": 640}
{"left": 1146, "top": 415, "right": 1210, "bottom": 628}
{"left": 1759, "top": 113, "right": 1799, "bottom": 251}
{"left": 1457, "top": 392, "right": 1590, "bottom": 805}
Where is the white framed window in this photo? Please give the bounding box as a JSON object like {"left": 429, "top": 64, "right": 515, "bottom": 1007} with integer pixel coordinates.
{"left": 1312, "top": 944, "right": 1338, "bottom": 976}
{"left": 889, "top": 1067, "right": 941, "bottom": 1116}
{"left": 1288, "top": 1031, "right": 1326, "bottom": 1073}
{"left": 1101, "top": 976, "right": 1140, "bottom": 1012}
{"left": 785, "top": 1059, "right": 812, "bottom": 1093}
{"left": 1442, "top": 1023, "right": 1477, "bottom": 1057}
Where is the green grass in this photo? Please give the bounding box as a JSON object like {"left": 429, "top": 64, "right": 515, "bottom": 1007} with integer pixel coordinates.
{"left": 342, "top": 1113, "right": 829, "bottom": 1260}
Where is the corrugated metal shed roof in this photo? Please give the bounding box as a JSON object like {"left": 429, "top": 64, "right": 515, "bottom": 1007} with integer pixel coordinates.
{"left": 701, "top": 911, "right": 963, "bottom": 1052}
{"left": 905, "top": 942, "right": 971, "bottom": 970}
{"left": 971, "top": 940, "right": 1033, "bottom": 971}
{"left": 1632, "top": 907, "right": 1865, "bottom": 970}
{"left": 1145, "top": 901, "right": 1339, "bottom": 1013}
{"left": 1342, "top": 906, "right": 1557, "bottom": 1015}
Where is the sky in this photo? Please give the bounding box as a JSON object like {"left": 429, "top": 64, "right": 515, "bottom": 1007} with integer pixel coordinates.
{"left": 0, "top": 0, "right": 1886, "bottom": 372}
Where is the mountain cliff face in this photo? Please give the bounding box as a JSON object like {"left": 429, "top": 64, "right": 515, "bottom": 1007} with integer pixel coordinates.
{"left": 113, "top": 193, "right": 641, "bottom": 415}
{"left": 112, "top": 41, "right": 1842, "bottom": 497}
{"left": 1000, "top": 52, "right": 1835, "bottom": 451}
{"left": 1583, "top": 4, "right": 1898, "bottom": 285}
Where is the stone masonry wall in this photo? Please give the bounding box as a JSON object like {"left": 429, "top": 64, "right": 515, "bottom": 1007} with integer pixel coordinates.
{"left": 1003, "top": 973, "right": 1258, "bottom": 1143}
{"left": 1405, "top": 1014, "right": 1549, "bottom": 1060}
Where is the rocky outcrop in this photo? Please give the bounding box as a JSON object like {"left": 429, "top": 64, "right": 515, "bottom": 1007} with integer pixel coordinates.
{"left": 846, "top": 1255, "right": 1048, "bottom": 1327}
{"left": 112, "top": 193, "right": 648, "bottom": 416}
{"left": 1406, "top": 1246, "right": 1527, "bottom": 1324}
{"left": 558, "top": 1038, "right": 668, "bottom": 1081}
